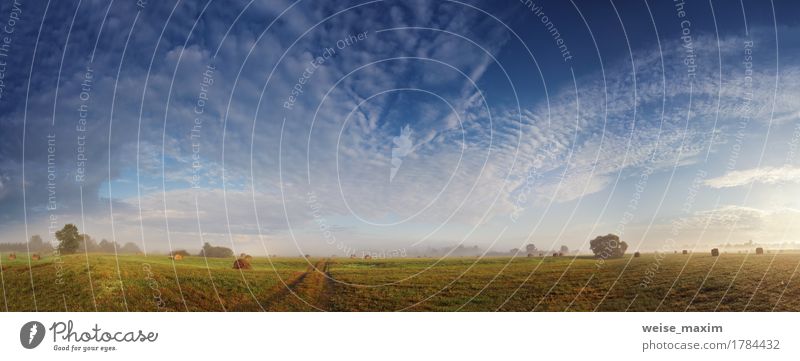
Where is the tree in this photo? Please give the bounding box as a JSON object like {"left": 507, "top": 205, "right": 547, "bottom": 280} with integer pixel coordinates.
{"left": 560, "top": 245, "right": 569, "bottom": 254}
{"left": 199, "top": 242, "right": 234, "bottom": 258}
{"left": 79, "top": 234, "right": 98, "bottom": 253}
{"left": 120, "top": 242, "right": 142, "bottom": 254}
{"left": 589, "top": 234, "right": 628, "bottom": 258}
{"left": 98, "top": 239, "right": 115, "bottom": 253}
{"left": 509, "top": 248, "right": 520, "bottom": 255}
{"left": 55, "top": 224, "right": 81, "bottom": 254}
{"left": 29, "top": 235, "right": 48, "bottom": 252}
{"left": 525, "top": 244, "right": 537, "bottom": 254}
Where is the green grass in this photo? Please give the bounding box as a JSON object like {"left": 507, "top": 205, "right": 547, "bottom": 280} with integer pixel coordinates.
{"left": 1, "top": 252, "right": 798, "bottom": 311}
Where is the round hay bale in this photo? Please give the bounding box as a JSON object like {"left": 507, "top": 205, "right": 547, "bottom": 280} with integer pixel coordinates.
{"left": 8, "top": 253, "right": 16, "bottom": 260}
{"left": 552, "top": 252, "right": 559, "bottom": 257}
{"left": 527, "top": 253, "right": 534, "bottom": 258}
{"left": 233, "top": 258, "right": 252, "bottom": 270}
{"left": 711, "top": 248, "right": 720, "bottom": 257}
{"left": 755, "top": 247, "right": 764, "bottom": 255}
{"left": 173, "top": 254, "right": 183, "bottom": 261}
{"left": 634, "top": 251, "right": 641, "bottom": 258}
{"left": 31, "top": 254, "right": 41, "bottom": 261}
{"left": 682, "top": 250, "right": 688, "bottom": 255}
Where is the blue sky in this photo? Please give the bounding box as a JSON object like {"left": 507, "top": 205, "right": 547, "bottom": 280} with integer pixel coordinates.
{"left": 1, "top": 0, "right": 800, "bottom": 256}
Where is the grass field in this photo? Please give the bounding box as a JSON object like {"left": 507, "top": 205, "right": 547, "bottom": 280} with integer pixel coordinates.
{"left": 1, "top": 252, "right": 799, "bottom": 311}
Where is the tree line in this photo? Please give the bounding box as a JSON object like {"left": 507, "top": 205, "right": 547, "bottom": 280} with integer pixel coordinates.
{"left": 0, "top": 224, "right": 142, "bottom": 255}
{"left": 170, "top": 242, "right": 235, "bottom": 258}
{"left": 508, "top": 234, "right": 629, "bottom": 258}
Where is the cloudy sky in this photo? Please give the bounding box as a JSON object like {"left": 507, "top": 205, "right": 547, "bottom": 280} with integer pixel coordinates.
{"left": 1, "top": 0, "right": 799, "bottom": 256}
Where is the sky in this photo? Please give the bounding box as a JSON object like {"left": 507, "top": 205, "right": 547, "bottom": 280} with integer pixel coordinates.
{"left": 1, "top": 0, "right": 799, "bottom": 256}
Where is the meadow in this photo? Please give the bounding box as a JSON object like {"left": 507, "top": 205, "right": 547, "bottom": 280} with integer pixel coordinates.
{"left": 1, "top": 252, "right": 798, "bottom": 311}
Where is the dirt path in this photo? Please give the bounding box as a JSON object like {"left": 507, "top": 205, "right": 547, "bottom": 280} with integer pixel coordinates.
{"left": 264, "top": 259, "right": 334, "bottom": 311}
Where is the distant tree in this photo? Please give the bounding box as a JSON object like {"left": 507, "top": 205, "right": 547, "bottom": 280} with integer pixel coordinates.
{"left": 29, "top": 235, "right": 48, "bottom": 252}
{"left": 560, "top": 245, "right": 569, "bottom": 254}
{"left": 199, "top": 242, "right": 234, "bottom": 258}
{"left": 98, "top": 239, "right": 116, "bottom": 253}
{"left": 55, "top": 224, "right": 81, "bottom": 254}
{"left": 79, "top": 234, "right": 98, "bottom": 253}
{"left": 120, "top": 242, "right": 142, "bottom": 254}
{"left": 589, "top": 234, "right": 628, "bottom": 258}
{"left": 0, "top": 241, "right": 28, "bottom": 252}
{"left": 525, "top": 244, "right": 537, "bottom": 254}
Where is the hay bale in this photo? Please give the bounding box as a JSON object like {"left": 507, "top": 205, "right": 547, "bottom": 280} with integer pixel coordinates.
{"left": 711, "top": 248, "right": 719, "bottom": 257}
{"left": 31, "top": 254, "right": 41, "bottom": 261}
{"left": 552, "top": 252, "right": 559, "bottom": 257}
{"left": 634, "top": 252, "right": 641, "bottom": 258}
{"left": 682, "top": 250, "right": 688, "bottom": 255}
{"left": 364, "top": 254, "right": 372, "bottom": 260}
{"left": 232, "top": 258, "right": 252, "bottom": 270}
{"left": 527, "top": 253, "right": 534, "bottom": 258}
{"left": 172, "top": 254, "right": 183, "bottom": 261}
{"left": 755, "top": 247, "right": 764, "bottom": 255}
{"left": 8, "top": 253, "right": 16, "bottom": 260}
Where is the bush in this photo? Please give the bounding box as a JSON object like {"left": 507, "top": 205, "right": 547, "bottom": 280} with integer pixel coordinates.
{"left": 589, "top": 234, "right": 628, "bottom": 258}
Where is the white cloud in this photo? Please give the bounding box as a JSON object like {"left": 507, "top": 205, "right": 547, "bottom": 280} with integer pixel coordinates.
{"left": 704, "top": 166, "right": 800, "bottom": 188}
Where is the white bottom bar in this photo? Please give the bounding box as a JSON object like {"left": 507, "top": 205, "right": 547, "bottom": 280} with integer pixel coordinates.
{"left": 1, "top": 312, "right": 796, "bottom": 360}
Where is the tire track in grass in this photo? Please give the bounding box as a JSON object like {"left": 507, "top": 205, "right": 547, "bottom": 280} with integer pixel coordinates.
{"left": 264, "top": 259, "right": 333, "bottom": 311}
